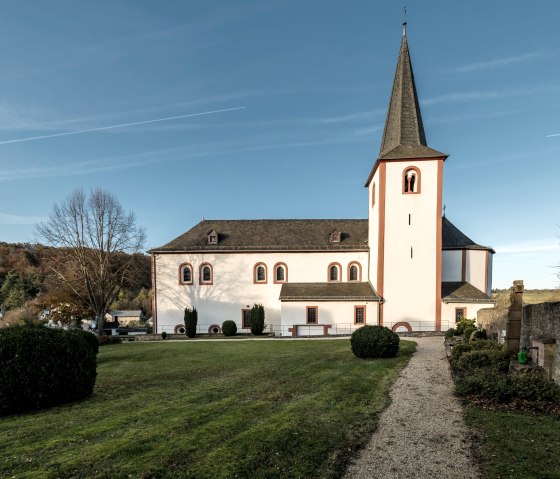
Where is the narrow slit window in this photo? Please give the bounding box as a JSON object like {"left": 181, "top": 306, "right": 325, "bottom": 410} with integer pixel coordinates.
{"left": 411, "top": 247, "right": 413, "bottom": 259}
{"left": 409, "top": 214, "right": 411, "bottom": 225}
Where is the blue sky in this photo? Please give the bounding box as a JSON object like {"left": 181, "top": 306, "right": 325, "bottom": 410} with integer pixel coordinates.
{"left": 0, "top": 0, "right": 558, "bottom": 289}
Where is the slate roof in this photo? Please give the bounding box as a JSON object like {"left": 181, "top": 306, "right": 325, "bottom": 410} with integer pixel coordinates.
{"left": 150, "top": 219, "right": 369, "bottom": 252}
{"left": 151, "top": 217, "right": 492, "bottom": 253}
{"left": 279, "top": 282, "right": 380, "bottom": 301}
{"left": 378, "top": 28, "right": 446, "bottom": 160}
{"left": 441, "top": 282, "right": 495, "bottom": 303}
{"left": 442, "top": 217, "right": 494, "bottom": 253}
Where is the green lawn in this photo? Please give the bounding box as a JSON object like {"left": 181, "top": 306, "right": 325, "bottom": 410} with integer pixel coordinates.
{"left": 0, "top": 339, "right": 415, "bottom": 479}
{"left": 465, "top": 407, "right": 560, "bottom": 479}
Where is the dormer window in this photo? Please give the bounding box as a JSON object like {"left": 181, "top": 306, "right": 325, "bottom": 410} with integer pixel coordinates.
{"left": 207, "top": 230, "right": 218, "bottom": 245}
{"left": 329, "top": 229, "right": 341, "bottom": 243}
{"left": 403, "top": 167, "right": 421, "bottom": 194}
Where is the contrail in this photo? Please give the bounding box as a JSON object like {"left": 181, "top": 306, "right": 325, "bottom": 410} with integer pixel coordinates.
{"left": 0, "top": 106, "right": 246, "bottom": 145}
{"left": 546, "top": 133, "right": 560, "bottom": 138}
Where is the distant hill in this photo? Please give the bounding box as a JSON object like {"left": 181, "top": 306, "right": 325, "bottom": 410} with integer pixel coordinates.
{"left": 0, "top": 242, "right": 151, "bottom": 325}
{"left": 492, "top": 288, "right": 560, "bottom": 308}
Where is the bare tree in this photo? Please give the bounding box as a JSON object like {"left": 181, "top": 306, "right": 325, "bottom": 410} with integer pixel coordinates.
{"left": 36, "top": 189, "right": 146, "bottom": 333}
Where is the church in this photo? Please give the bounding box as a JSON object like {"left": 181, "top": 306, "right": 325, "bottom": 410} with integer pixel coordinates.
{"left": 149, "top": 24, "right": 495, "bottom": 336}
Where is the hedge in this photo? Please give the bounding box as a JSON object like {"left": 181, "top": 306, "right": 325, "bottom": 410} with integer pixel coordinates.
{"left": 0, "top": 325, "right": 97, "bottom": 415}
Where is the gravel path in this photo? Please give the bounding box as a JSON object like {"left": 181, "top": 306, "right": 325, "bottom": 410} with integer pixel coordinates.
{"left": 344, "top": 336, "right": 480, "bottom": 479}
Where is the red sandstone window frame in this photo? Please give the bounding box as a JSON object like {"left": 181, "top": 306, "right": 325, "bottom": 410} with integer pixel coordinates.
{"left": 199, "top": 263, "right": 213, "bottom": 285}
{"left": 273, "top": 262, "right": 288, "bottom": 284}
{"left": 306, "top": 306, "right": 318, "bottom": 324}
{"left": 327, "top": 262, "right": 342, "bottom": 282}
{"left": 402, "top": 166, "right": 421, "bottom": 194}
{"left": 253, "top": 262, "right": 267, "bottom": 284}
{"left": 348, "top": 262, "right": 362, "bottom": 282}
{"left": 354, "top": 305, "right": 366, "bottom": 325}
{"left": 241, "top": 309, "right": 252, "bottom": 329}
{"left": 178, "top": 262, "right": 193, "bottom": 285}
{"left": 455, "top": 307, "right": 467, "bottom": 323}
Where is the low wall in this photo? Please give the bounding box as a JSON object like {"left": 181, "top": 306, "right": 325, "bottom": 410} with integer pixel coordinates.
{"left": 520, "top": 302, "right": 560, "bottom": 349}
{"left": 477, "top": 307, "right": 508, "bottom": 339}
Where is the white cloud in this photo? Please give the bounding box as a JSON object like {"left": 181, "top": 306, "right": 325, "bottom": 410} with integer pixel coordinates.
{"left": 455, "top": 52, "right": 547, "bottom": 73}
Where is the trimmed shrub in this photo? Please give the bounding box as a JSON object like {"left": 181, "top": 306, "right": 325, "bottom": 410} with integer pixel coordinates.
{"left": 450, "top": 340, "right": 505, "bottom": 367}
{"left": 455, "top": 369, "right": 513, "bottom": 402}
{"left": 161, "top": 331, "right": 168, "bottom": 340}
{"left": 184, "top": 307, "right": 198, "bottom": 338}
{"left": 463, "top": 326, "right": 477, "bottom": 342}
{"left": 98, "top": 335, "right": 122, "bottom": 346}
{"left": 455, "top": 318, "right": 476, "bottom": 335}
{"left": 350, "top": 325, "right": 400, "bottom": 359}
{"left": 222, "top": 320, "right": 237, "bottom": 337}
{"left": 250, "top": 304, "right": 265, "bottom": 336}
{"left": 67, "top": 329, "right": 99, "bottom": 354}
{"left": 444, "top": 328, "right": 457, "bottom": 339}
{"left": 511, "top": 371, "right": 560, "bottom": 404}
{"left": 456, "top": 369, "right": 560, "bottom": 404}
{"left": 456, "top": 348, "right": 511, "bottom": 373}
{"left": 470, "top": 329, "right": 488, "bottom": 341}
{"left": 0, "top": 324, "right": 97, "bottom": 415}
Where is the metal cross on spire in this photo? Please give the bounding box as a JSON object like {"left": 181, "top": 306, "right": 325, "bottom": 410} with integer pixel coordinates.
{"left": 403, "top": 6, "right": 407, "bottom": 36}
{"left": 443, "top": 205, "right": 446, "bottom": 218}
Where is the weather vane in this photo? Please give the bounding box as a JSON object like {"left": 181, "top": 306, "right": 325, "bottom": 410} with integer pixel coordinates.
{"left": 403, "top": 6, "right": 407, "bottom": 26}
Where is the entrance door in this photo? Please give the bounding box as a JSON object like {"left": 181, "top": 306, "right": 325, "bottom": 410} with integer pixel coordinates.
{"left": 242, "top": 309, "right": 252, "bottom": 329}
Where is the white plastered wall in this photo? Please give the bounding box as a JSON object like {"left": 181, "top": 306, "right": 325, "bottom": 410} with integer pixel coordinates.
{"left": 280, "top": 301, "right": 378, "bottom": 336}
{"left": 381, "top": 159, "right": 440, "bottom": 329}
{"left": 442, "top": 302, "right": 494, "bottom": 330}
{"left": 465, "top": 250, "right": 488, "bottom": 295}
{"left": 154, "top": 251, "right": 369, "bottom": 334}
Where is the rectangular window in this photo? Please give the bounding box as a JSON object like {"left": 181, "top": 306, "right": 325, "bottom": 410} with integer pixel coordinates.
{"left": 354, "top": 306, "right": 366, "bottom": 325}
{"left": 372, "top": 183, "right": 376, "bottom": 207}
{"left": 409, "top": 213, "right": 411, "bottom": 225}
{"left": 242, "top": 309, "right": 252, "bottom": 329}
{"left": 306, "top": 306, "right": 318, "bottom": 324}
{"left": 455, "top": 308, "right": 466, "bottom": 323}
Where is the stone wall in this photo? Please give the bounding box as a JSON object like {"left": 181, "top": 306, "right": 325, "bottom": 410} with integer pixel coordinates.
{"left": 477, "top": 307, "right": 508, "bottom": 340}
{"left": 520, "top": 302, "right": 560, "bottom": 349}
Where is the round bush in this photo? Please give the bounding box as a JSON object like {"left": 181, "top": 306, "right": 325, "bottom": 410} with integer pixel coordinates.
{"left": 350, "top": 325, "right": 400, "bottom": 359}
{"left": 222, "top": 320, "right": 237, "bottom": 336}
{"left": 463, "top": 326, "right": 477, "bottom": 342}
{"left": 0, "top": 325, "right": 97, "bottom": 416}
{"left": 67, "top": 328, "right": 99, "bottom": 354}
{"left": 161, "top": 331, "right": 168, "bottom": 340}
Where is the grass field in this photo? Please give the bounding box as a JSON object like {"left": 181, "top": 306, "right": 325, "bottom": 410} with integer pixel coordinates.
{"left": 0, "top": 339, "right": 415, "bottom": 479}
{"left": 466, "top": 407, "right": 560, "bottom": 479}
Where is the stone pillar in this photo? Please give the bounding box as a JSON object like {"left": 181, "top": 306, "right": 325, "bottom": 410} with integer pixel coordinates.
{"left": 505, "top": 280, "right": 524, "bottom": 352}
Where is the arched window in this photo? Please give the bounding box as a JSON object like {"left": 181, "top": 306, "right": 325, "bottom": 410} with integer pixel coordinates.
{"left": 403, "top": 167, "right": 421, "bottom": 194}
{"left": 199, "top": 263, "right": 213, "bottom": 285}
{"left": 348, "top": 262, "right": 361, "bottom": 282}
{"left": 179, "top": 263, "right": 193, "bottom": 285}
{"left": 328, "top": 262, "right": 341, "bottom": 282}
{"left": 274, "top": 262, "right": 288, "bottom": 283}
{"left": 253, "top": 263, "right": 267, "bottom": 284}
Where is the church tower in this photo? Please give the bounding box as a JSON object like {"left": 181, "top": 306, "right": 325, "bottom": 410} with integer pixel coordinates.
{"left": 366, "top": 23, "right": 448, "bottom": 331}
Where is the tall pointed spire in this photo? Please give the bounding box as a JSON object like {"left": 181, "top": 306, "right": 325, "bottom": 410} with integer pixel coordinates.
{"left": 378, "top": 22, "right": 446, "bottom": 160}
